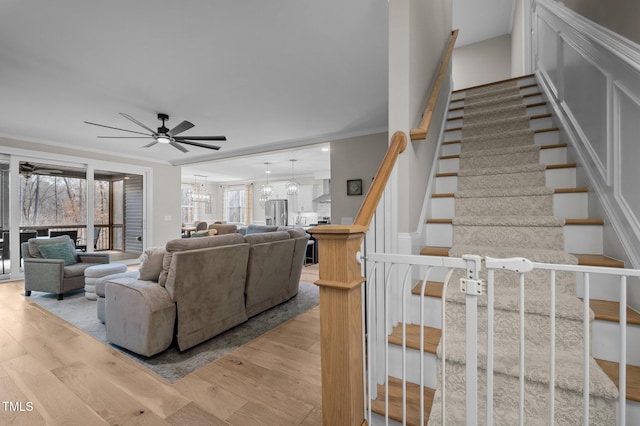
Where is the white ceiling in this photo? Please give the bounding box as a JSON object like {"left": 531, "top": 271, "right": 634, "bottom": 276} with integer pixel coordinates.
{"left": 0, "top": 0, "right": 514, "bottom": 184}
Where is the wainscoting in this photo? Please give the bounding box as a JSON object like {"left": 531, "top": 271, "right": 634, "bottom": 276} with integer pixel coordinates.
{"left": 533, "top": 0, "right": 640, "bottom": 309}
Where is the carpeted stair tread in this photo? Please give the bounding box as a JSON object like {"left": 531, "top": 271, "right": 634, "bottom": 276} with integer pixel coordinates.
{"left": 460, "top": 129, "right": 535, "bottom": 152}
{"left": 461, "top": 93, "right": 525, "bottom": 111}
{"left": 464, "top": 86, "right": 521, "bottom": 103}
{"left": 459, "top": 144, "right": 539, "bottom": 159}
{"left": 460, "top": 104, "right": 528, "bottom": 125}
{"left": 458, "top": 163, "right": 545, "bottom": 176}
{"left": 455, "top": 186, "right": 554, "bottom": 198}
{"left": 448, "top": 245, "right": 578, "bottom": 265}
{"left": 461, "top": 116, "right": 531, "bottom": 138}
{"left": 452, "top": 216, "right": 565, "bottom": 227}
{"left": 438, "top": 326, "right": 619, "bottom": 400}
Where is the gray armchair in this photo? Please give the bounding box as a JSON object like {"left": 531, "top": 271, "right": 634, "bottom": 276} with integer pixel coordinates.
{"left": 22, "top": 235, "right": 110, "bottom": 300}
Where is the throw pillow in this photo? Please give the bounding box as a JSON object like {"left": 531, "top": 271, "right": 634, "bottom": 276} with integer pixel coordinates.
{"left": 190, "top": 230, "right": 210, "bottom": 238}
{"left": 138, "top": 246, "right": 165, "bottom": 282}
{"left": 38, "top": 241, "right": 77, "bottom": 266}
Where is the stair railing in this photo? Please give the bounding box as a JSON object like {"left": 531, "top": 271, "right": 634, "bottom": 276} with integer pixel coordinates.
{"left": 308, "top": 130, "right": 407, "bottom": 425}
{"left": 410, "top": 29, "right": 458, "bottom": 141}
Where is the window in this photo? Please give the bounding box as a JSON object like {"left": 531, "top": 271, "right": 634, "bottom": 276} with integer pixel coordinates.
{"left": 224, "top": 186, "right": 247, "bottom": 224}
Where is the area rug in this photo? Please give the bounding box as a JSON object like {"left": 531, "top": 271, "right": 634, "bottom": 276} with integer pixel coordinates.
{"left": 30, "top": 282, "right": 319, "bottom": 383}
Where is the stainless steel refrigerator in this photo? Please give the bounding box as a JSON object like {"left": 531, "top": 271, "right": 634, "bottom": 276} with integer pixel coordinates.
{"left": 265, "top": 199, "right": 288, "bottom": 226}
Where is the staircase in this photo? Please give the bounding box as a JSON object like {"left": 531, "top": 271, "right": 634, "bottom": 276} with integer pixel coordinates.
{"left": 371, "top": 75, "right": 640, "bottom": 425}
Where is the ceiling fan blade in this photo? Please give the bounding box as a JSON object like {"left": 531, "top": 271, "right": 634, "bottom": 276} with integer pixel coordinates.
{"left": 119, "top": 113, "right": 158, "bottom": 135}
{"left": 84, "top": 121, "right": 150, "bottom": 136}
{"left": 168, "top": 120, "right": 194, "bottom": 137}
{"left": 142, "top": 141, "right": 159, "bottom": 148}
{"left": 174, "top": 135, "right": 227, "bottom": 141}
{"left": 169, "top": 141, "right": 189, "bottom": 153}
{"left": 97, "top": 136, "right": 154, "bottom": 139}
{"left": 175, "top": 140, "right": 221, "bottom": 150}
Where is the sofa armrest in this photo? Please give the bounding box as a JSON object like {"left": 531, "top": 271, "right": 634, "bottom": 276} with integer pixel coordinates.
{"left": 78, "top": 253, "right": 110, "bottom": 264}
{"left": 23, "top": 258, "right": 65, "bottom": 293}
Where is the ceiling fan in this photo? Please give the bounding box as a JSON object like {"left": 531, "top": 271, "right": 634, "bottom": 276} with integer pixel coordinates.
{"left": 20, "top": 162, "right": 63, "bottom": 178}
{"left": 84, "top": 113, "right": 226, "bottom": 153}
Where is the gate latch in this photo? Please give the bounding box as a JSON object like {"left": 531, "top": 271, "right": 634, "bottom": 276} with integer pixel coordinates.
{"left": 460, "top": 278, "right": 486, "bottom": 295}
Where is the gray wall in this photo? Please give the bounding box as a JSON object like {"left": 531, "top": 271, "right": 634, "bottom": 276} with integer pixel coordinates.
{"left": 452, "top": 34, "right": 512, "bottom": 90}
{"left": 390, "top": 0, "right": 453, "bottom": 235}
{"left": 553, "top": 0, "right": 640, "bottom": 45}
{"left": 330, "top": 133, "right": 388, "bottom": 225}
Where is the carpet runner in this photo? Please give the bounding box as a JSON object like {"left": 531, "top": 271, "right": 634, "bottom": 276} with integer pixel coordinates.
{"left": 427, "top": 80, "right": 618, "bottom": 425}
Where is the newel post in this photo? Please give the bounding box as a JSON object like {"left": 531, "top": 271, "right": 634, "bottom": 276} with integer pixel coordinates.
{"left": 308, "top": 224, "right": 368, "bottom": 426}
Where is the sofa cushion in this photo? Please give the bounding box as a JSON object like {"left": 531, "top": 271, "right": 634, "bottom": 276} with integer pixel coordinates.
{"left": 37, "top": 241, "right": 78, "bottom": 266}
{"left": 243, "top": 231, "right": 290, "bottom": 244}
{"left": 138, "top": 246, "right": 165, "bottom": 282}
{"left": 158, "top": 233, "right": 246, "bottom": 286}
{"left": 208, "top": 223, "right": 237, "bottom": 235}
{"left": 245, "top": 224, "right": 279, "bottom": 235}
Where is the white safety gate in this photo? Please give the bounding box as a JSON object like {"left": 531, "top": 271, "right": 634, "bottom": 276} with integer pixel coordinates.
{"left": 363, "top": 252, "right": 640, "bottom": 425}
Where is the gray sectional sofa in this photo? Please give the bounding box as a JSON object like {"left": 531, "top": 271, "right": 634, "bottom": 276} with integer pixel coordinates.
{"left": 104, "top": 227, "right": 309, "bottom": 356}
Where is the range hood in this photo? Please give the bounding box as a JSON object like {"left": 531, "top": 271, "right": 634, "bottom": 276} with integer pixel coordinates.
{"left": 313, "top": 179, "right": 331, "bottom": 203}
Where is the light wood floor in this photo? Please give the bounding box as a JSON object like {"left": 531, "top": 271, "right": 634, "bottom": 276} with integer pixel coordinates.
{"left": 0, "top": 266, "right": 322, "bottom": 425}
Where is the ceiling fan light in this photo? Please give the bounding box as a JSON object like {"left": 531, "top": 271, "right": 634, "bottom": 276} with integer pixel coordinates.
{"left": 157, "top": 136, "right": 171, "bottom": 144}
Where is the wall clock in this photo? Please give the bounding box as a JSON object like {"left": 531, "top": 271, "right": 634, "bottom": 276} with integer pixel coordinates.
{"left": 347, "top": 179, "right": 363, "bottom": 196}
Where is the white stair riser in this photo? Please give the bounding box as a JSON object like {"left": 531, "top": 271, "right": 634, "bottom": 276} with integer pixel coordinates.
{"left": 425, "top": 222, "right": 602, "bottom": 254}
{"left": 408, "top": 296, "right": 442, "bottom": 328}
{"left": 438, "top": 158, "right": 459, "bottom": 173}
{"left": 592, "top": 320, "right": 640, "bottom": 366}
{"left": 540, "top": 147, "right": 567, "bottom": 164}
{"left": 430, "top": 192, "right": 589, "bottom": 219}
{"left": 576, "top": 274, "right": 626, "bottom": 302}
{"left": 564, "top": 225, "right": 603, "bottom": 254}
{"left": 387, "top": 346, "right": 438, "bottom": 388}
{"left": 435, "top": 168, "right": 578, "bottom": 193}
{"left": 426, "top": 223, "right": 452, "bottom": 247}
{"left": 430, "top": 197, "right": 455, "bottom": 218}
{"left": 446, "top": 105, "right": 550, "bottom": 128}
{"left": 546, "top": 168, "right": 577, "bottom": 189}
{"left": 627, "top": 401, "right": 640, "bottom": 426}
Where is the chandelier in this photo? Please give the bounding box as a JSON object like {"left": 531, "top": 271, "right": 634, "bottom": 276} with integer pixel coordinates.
{"left": 187, "top": 174, "right": 211, "bottom": 203}
{"left": 260, "top": 162, "right": 274, "bottom": 200}
{"left": 285, "top": 159, "right": 299, "bottom": 195}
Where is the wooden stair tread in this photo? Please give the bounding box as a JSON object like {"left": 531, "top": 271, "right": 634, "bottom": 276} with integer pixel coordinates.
{"left": 389, "top": 324, "right": 441, "bottom": 354}
{"left": 588, "top": 299, "right": 640, "bottom": 325}
{"left": 572, "top": 253, "right": 625, "bottom": 268}
{"left": 412, "top": 281, "right": 443, "bottom": 298}
{"left": 371, "top": 376, "right": 435, "bottom": 426}
{"left": 595, "top": 359, "right": 640, "bottom": 403}
{"left": 420, "top": 246, "right": 450, "bottom": 257}
{"left": 546, "top": 163, "right": 577, "bottom": 169}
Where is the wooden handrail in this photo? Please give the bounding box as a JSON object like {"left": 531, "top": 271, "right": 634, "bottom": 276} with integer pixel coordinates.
{"left": 354, "top": 130, "right": 407, "bottom": 227}
{"left": 410, "top": 29, "right": 459, "bottom": 141}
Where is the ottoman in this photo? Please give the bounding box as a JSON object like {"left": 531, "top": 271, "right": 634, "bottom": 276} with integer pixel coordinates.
{"left": 84, "top": 263, "right": 127, "bottom": 301}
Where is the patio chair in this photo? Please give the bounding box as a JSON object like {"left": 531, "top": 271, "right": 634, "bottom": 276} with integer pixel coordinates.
{"left": 22, "top": 235, "right": 110, "bottom": 300}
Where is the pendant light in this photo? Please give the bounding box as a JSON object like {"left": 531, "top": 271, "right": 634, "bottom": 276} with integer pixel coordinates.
{"left": 285, "top": 159, "right": 299, "bottom": 195}
{"left": 260, "top": 162, "right": 274, "bottom": 199}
